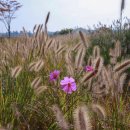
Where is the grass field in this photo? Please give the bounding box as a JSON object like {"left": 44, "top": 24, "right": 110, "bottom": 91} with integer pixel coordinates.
{"left": 0, "top": 15, "right": 130, "bottom": 130}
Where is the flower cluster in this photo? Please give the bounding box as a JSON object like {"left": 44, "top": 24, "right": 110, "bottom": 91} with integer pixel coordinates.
{"left": 49, "top": 66, "right": 93, "bottom": 94}
{"left": 49, "top": 70, "right": 77, "bottom": 94}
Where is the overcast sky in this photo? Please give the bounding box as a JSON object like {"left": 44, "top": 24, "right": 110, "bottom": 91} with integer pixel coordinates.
{"left": 0, "top": 0, "right": 130, "bottom": 32}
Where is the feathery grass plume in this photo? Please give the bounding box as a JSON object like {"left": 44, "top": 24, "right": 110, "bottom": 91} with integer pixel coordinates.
{"left": 87, "top": 56, "right": 93, "bottom": 66}
{"left": 79, "top": 31, "right": 88, "bottom": 48}
{"left": 39, "top": 24, "right": 43, "bottom": 32}
{"left": 91, "top": 78, "right": 108, "bottom": 97}
{"left": 120, "top": 0, "right": 125, "bottom": 17}
{"left": 73, "top": 42, "right": 82, "bottom": 52}
{"left": 75, "top": 47, "right": 86, "bottom": 69}
{"left": 93, "top": 57, "right": 103, "bottom": 73}
{"left": 28, "top": 61, "right": 37, "bottom": 71}
{"left": 22, "top": 27, "right": 28, "bottom": 39}
{"left": 31, "top": 77, "right": 42, "bottom": 89}
{"left": 114, "top": 60, "right": 130, "bottom": 73}
{"left": 102, "top": 65, "right": 127, "bottom": 95}
{"left": 81, "top": 69, "right": 95, "bottom": 84}
{"left": 45, "top": 39, "right": 53, "bottom": 51}
{"left": 11, "top": 66, "right": 22, "bottom": 78}
{"left": 109, "top": 40, "right": 121, "bottom": 59}
{"left": 34, "top": 86, "right": 48, "bottom": 96}
{"left": 101, "top": 67, "right": 112, "bottom": 90}
{"left": 39, "top": 42, "right": 45, "bottom": 57}
{"left": 34, "top": 60, "right": 44, "bottom": 72}
{"left": 45, "top": 12, "right": 50, "bottom": 35}
{"left": 65, "top": 49, "right": 75, "bottom": 75}
{"left": 73, "top": 105, "right": 92, "bottom": 130}
{"left": 34, "top": 24, "right": 41, "bottom": 39}
{"left": 91, "top": 104, "right": 106, "bottom": 120}
{"left": 33, "top": 24, "right": 37, "bottom": 34}
{"left": 37, "top": 31, "right": 44, "bottom": 46}
{"left": 109, "top": 48, "right": 115, "bottom": 57}
{"left": 66, "top": 64, "right": 74, "bottom": 76}
{"left": 87, "top": 79, "right": 93, "bottom": 91}
{"left": 55, "top": 45, "right": 66, "bottom": 56}
{"left": 53, "top": 40, "right": 59, "bottom": 51}
{"left": 118, "top": 73, "right": 127, "bottom": 93}
{"left": 44, "top": 32, "right": 49, "bottom": 43}
{"left": 115, "top": 40, "right": 121, "bottom": 58}
{"left": 112, "top": 72, "right": 120, "bottom": 96}
{"left": 65, "top": 49, "right": 73, "bottom": 64}
{"left": 81, "top": 57, "right": 103, "bottom": 83}
{"left": 52, "top": 105, "right": 69, "bottom": 130}
{"left": 93, "top": 46, "right": 100, "bottom": 58}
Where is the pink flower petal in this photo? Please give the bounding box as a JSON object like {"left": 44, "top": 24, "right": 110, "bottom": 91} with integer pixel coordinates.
{"left": 85, "top": 66, "right": 94, "bottom": 72}
{"left": 71, "top": 82, "right": 77, "bottom": 91}
{"left": 60, "top": 76, "right": 77, "bottom": 94}
{"left": 49, "top": 70, "right": 60, "bottom": 81}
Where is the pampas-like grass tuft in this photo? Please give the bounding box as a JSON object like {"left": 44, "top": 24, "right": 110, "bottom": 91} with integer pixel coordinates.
{"left": 52, "top": 105, "right": 69, "bottom": 130}
{"left": 79, "top": 31, "right": 89, "bottom": 48}
{"left": 65, "top": 49, "right": 75, "bottom": 75}
{"left": 31, "top": 77, "right": 42, "bottom": 89}
{"left": 109, "top": 40, "right": 121, "bottom": 58}
{"left": 114, "top": 60, "right": 130, "bottom": 73}
{"left": 73, "top": 105, "right": 92, "bottom": 130}
{"left": 87, "top": 56, "right": 93, "bottom": 66}
{"left": 11, "top": 66, "right": 22, "bottom": 78}
{"left": 93, "top": 46, "right": 100, "bottom": 58}
{"left": 118, "top": 73, "right": 127, "bottom": 93}
{"left": 45, "top": 12, "right": 50, "bottom": 34}
{"left": 55, "top": 45, "right": 66, "bottom": 56}
{"left": 73, "top": 42, "right": 82, "bottom": 51}
{"left": 34, "top": 60, "right": 44, "bottom": 72}
{"left": 75, "top": 47, "right": 86, "bottom": 69}
{"left": 28, "top": 61, "right": 36, "bottom": 71}
{"left": 91, "top": 104, "right": 106, "bottom": 120}
{"left": 34, "top": 86, "right": 48, "bottom": 96}
{"left": 115, "top": 40, "right": 121, "bottom": 58}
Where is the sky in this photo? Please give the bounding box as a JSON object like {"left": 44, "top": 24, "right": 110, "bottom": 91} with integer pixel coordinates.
{"left": 0, "top": 0, "right": 130, "bottom": 32}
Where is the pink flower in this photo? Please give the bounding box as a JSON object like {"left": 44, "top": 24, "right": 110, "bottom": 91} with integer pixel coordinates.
{"left": 60, "top": 77, "right": 77, "bottom": 94}
{"left": 84, "top": 66, "right": 94, "bottom": 72}
{"left": 49, "top": 70, "right": 60, "bottom": 81}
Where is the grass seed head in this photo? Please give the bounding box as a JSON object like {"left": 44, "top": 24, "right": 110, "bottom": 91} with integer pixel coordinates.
{"left": 11, "top": 66, "right": 22, "bottom": 78}
{"left": 31, "top": 77, "right": 42, "bottom": 89}
{"left": 73, "top": 105, "right": 92, "bottom": 130}
{"left": 52, "top": 105, "right": 69, "bottom": 130}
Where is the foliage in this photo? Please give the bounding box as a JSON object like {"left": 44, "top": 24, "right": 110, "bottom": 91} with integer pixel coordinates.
{"left": 54, "top": 28, "right": 73, "bottom": 35}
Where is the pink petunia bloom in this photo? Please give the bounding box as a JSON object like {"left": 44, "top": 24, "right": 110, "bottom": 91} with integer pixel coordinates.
{"left": 49, "top": 70, "right": 60, "bottom": 81}
{"left": 84, "top": 65, "right": 94, "bottom": 72}
{"left": 60, "top": 77, "right": 77, "bottom": 94}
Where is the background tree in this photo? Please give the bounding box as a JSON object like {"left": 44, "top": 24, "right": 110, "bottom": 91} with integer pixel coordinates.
{"left": 59, "top": 28, "right": 73, "bottom": 35}
{"left": 0, "top": 0, "right": 22, "bottom": 38}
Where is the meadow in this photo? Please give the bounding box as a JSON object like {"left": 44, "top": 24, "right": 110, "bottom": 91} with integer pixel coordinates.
{"left": 0, "top": 14, "right": 130, "bottom": 130}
